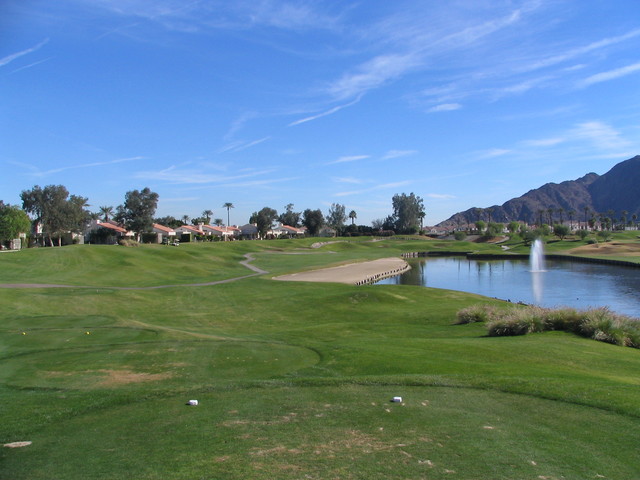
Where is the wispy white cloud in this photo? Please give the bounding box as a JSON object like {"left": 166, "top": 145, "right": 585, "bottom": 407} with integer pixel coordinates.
{"left": 427, "top": 193, "right": 456, "bottom": 199}
{"left": 135, "top": 165, "right": 275, "bottom": 185}
{"left": 10, "top": 57, "right": 52, "bottom": 74}
{"left": 478, "top": 148, "right": 512, "bottom": 159}
{"left": 288, "top": 96, "right": 362, "bottom": 126}
{"left": 333, "top": 176, "right": 365, "bottom": 184}
{"left": 524, "top": 137, "right": 565, "bottom": 147}
{"left": 224, "top": 112, "right": 258, "bottom": 141}
{"left": 0, "top": 38, "right": 49, "bottom": 68}
{"left": 232, "top": 136, "right": 271, "bottom": 152}
{"left": 335, "top": 180, "right": 411, "bottom": 197}
{"left": 328, "top": 53, "right": 421, "bottom": 100}
{"left": 381, "top": 150, "right": 417, "bottom": 160}
{"left": 570, "top": 121, "right": 630, "bottom": 150}
{"left": 522, "top": 28, "right": 640, "bottom": 72}
{"left": 326, "top": 154, "right": 370, "bottom": 165}
{"left": 225, "top": 176, "right": 299, "bottom": 188}
{"left": 428, "top": 103, "right": 461, "bottom": 113}
{"left": 19, "top": 156, "right": 144, "bottom": 177}
{"left": 242, "top": 1, "right": 340, "bottom": 31}
{"left": 93, "top": 0, "right": 341, "bottom": 34}
{"left": 220, "top": 136, "right": 271, "bottom": 153}
{"left": 579, "top": 61, "right": 640, "bottom": 87}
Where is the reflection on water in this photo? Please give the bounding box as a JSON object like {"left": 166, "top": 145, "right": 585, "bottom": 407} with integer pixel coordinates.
{"left": 531, "top": 271, "right": 543, "bottom": 304}
{"left": 376, "top": 257, "right": 640, "bottom": 317}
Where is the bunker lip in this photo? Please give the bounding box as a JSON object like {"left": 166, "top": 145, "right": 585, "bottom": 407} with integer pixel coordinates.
{"left": 272, "top": 257, "right": 410, "bottom": 285}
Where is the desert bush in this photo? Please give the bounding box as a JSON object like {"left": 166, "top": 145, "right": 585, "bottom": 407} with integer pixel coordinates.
{"left": 118, "top": 239, "right": 140, "bottom": 247}
{"left": 454, "top": 231, "right": 467, "bottom": 241}
{"left": 544, "top": 307, "right": 581, "bottom": 332}
{"left": 454, "top": 304, "right": 498, "bottom": 324}
{"left": 459, "top": 304, "right": 640, "bottom": 349}
{"left": 486, "top": 306, "right": 546, "bottom": 336}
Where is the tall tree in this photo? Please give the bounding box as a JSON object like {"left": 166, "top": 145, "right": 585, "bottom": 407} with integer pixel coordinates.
{"left": 222, "top": 202, "right": 234, "bottom": 227}
{"left": 250, "top": 207, "right": 278, "bottom": 238}
{"left": 326, "top": 203, "right": 347, "bottom": 234}
{"left": 278, "top": 203, "right": 301, "bottom": 227}
{"left": 118, "top": 187, "right": 159, "bottom": 239}
{"left": 348, "top": 210, "right": 357, "bottom": 225}
{"left": 202, "top": 209, "right": 213, "bottom": 224}
{"left": 302, "top": 209, "right": 324, "bottom": 235}
{"left": 0, "top": 203, "right": 31, "bottom": 246}
{"left": 99, "top": 206, "right": 113, "bottom": 221}
{"left": 21, "top": 185, "right": 89, "bottom": 246}
{"left": 391, "top": 192, "right": 425, "bottom": 234}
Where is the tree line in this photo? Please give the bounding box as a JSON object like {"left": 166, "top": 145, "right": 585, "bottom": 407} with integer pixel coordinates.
{"left": 1, "top": 184, "right": 426, "bottom": 246}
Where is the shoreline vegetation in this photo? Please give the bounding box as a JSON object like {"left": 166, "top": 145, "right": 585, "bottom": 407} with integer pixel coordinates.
{"left": 457, "top": 304, "right": 640, "bottom": 349}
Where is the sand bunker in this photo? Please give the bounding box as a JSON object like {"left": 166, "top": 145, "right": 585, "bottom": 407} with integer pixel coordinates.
{"left": 273, "top": 257, "right": 409, "bottom": 285}
{"left": 568, "top": 242, "right": 640, "bottom": 256}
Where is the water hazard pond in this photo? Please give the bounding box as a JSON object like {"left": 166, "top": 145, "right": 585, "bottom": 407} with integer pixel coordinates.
{"left": 376, "top": 256, "right": 640, "bottom": 317}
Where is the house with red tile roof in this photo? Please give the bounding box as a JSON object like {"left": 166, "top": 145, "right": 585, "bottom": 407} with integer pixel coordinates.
{"left": 152, "top": 223, "right": 176, "bottom": 243}
{"left": 273, "top": 224, "right": 305, "bottom": 238}
{"left": 85, "top": 220, "right": 133, "bottom": 244}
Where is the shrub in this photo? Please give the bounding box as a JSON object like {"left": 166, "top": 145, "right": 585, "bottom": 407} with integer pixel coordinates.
{"left": 458, "top": 304, "right": 640, "bottom": 349}
{"left": 544, "top": 307, "right": 581, "bottom": 332}
{"left": 118, "top": 239, "right": 140, "bottom": 247}
{"left": 454, "top": 304, "right": 498, "bottom": 324}
{"left": 454, "top": 231, "right": 467, "bottom": 241}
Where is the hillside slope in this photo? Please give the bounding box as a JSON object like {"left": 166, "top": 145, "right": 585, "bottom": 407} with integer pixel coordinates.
{"left": 439, "top": 155, "right": 640, "bottom": 228}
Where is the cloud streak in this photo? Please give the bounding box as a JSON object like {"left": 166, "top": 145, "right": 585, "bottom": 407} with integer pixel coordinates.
{"left": 335, "top": 180, "right": 411, "bottom": 197}
{"left": 135, "top": 165, "right": 276, "bottom": 185}
{"left": 0, "top": 38, "right": 49, "bottom": 68}
{"left": 20, "top": 156, "right": 144, "bottom": 177}
{"left": 579, "top": 61, "right": 640, "bottom": 87}
{"left": 326, "top": 154, "right": 370, "bottom": 165}
{"left": 288, "top": 96, "right": 362, "bottom": 126}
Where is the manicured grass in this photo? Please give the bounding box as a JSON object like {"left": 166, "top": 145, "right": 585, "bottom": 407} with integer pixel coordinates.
{"left": 1, "top": 239, "right": 639, "bottom": 479}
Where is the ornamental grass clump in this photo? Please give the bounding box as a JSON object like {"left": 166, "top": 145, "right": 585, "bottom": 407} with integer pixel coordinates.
{"left": 454, "top": 304, "right": 499, "bottom": 324}
{"left": 580, "top": 307, "right": 640, "bottom": 347}
{"left": 485, "top": 306, "right": 547, "bottom": 336}
{"left": 458, "top": 304, "right": 640, "bottom": 348}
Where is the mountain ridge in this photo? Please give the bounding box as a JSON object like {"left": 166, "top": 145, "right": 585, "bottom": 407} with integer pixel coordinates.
{"left": 437, "top": 155, "right": 640, "bottom": 228}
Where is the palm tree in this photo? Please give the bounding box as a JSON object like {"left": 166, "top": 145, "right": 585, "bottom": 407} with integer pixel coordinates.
{"left": 621, "top": 210, "right": 628, "bottom": 229}
{"left": 214, "top": 218, "right": 223, "bottom": 226}
{"left": 348, "top": 210, "right": 357, "bottom": 225}
{"left": 222, "top": 202, "right": 234, "bottom": 227}
{"left": 202, "top": 209, "right": 213, "bottom": 225}
{"left": 181, "top": 215, "right": 190, "bottom": 225}
{"left": 486, "top": 208, "right": 494, "bottom": 224}
{"left": 568, "top": 210, "right": 575, "bottom": 230}
{"left": 583, "top": 206, "right": 590, "bottom": 228}
{"left": 99, "top": 206, "right": 113, "bottom": 222}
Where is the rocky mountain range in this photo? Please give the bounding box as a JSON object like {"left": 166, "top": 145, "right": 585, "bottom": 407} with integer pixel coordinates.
{"left": 437, "top": 155, "right": 640, "bottom": 228}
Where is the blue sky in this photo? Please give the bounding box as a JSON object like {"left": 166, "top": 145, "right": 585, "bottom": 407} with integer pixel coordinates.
{"left": 2, "top": 1, "right": 640, "bottom": 226}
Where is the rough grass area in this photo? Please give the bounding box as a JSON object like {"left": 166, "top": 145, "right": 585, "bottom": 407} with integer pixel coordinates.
{"left": 457, "top": 304, "right": 640, "bottom": 347}
{"left": 2, "top": 238, "right": 640, "bottom": 479}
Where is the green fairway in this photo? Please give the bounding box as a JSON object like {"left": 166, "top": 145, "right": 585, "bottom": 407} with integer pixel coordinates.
{"left": 1, "top": 239, "right": 639, "bottom": 479}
